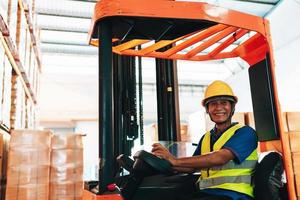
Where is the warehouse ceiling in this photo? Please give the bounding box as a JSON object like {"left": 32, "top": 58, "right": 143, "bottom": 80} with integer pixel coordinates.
{"left": 35, "top": 0, "right": 281, "bottom": 122}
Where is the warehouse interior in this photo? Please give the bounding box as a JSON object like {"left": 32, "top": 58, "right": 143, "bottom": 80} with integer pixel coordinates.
{"left": 1, "top": 0, "right": 300, "bottom": 199}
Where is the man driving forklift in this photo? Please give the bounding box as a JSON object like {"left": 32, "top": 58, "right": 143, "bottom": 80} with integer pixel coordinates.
{"left": 152, "top": 80, "right": 258, "bottom": 200}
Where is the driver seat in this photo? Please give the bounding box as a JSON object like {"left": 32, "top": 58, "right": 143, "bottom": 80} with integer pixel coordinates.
{"left": 253, "top": 151, "right": 288, "bottom": 200}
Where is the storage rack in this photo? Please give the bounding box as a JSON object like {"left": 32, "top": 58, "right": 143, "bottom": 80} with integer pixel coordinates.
{"left": 0, "top": 0, "right": 42, "bottom": 198}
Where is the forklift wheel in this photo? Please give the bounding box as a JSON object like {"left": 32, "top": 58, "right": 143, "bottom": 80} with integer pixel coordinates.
{"left": 133, "top": 150, "right": 174, "bottom": 175}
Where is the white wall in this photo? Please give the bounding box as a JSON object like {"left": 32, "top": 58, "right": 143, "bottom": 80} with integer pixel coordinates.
{"left": 268, "top": 0, "right": 300, "bottom": 111}
{"left": 226, "top": 68, "right": 253, "bottom": 112}
{"left": 75, "top": 121, "right": 99, "bottom": 180}
{"left": 38, "top": 54, "right": 98, "bottom": 121}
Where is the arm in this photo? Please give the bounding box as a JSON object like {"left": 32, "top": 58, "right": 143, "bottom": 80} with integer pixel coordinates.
{"left": 151, "top": 143, "right": 235, "bottom": 172}
{"left": 172, "top": 166, "right": 197, "bottom": 173}
{"left": 171, "top": 148, "right": 235, "bottom": 169}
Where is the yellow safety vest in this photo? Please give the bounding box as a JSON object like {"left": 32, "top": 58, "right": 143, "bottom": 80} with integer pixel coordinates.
{"left": 197, "top": 124, "right": 258, "bottom": 197}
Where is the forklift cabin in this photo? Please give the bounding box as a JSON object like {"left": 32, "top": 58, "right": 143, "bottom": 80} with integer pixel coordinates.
{"left": 84, "top": 0, "right": 295, "bottom": 199}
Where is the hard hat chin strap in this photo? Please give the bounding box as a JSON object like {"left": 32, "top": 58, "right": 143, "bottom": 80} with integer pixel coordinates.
{"left": 230, "top": 102, "right": 236, "bottom": 117}
{"left": 224, "top": 102, "right": 236, "bottom": 124}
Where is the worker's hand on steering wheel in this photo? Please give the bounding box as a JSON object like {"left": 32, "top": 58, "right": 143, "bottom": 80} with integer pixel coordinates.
{"left": 151, "top": 143, "right": 176, "bottom": 165}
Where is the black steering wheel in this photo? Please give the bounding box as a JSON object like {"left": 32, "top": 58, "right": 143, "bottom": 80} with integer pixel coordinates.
{"left": 133, "top": 150, "right": 174, "bottom": 175}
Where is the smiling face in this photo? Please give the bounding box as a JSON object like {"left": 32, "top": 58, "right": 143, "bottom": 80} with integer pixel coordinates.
{"left": 207, "top": 99, "right": 233, "bottom": 126}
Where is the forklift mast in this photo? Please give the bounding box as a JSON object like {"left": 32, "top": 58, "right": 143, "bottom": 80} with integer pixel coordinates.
{"left": 86, "top": 0, "right": 296, "bottom": 199}
{"left": 156, "top": 45, "right": 180, "bottom": 141}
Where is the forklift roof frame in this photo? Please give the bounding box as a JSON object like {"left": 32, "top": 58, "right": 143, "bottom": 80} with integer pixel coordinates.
{"left": 87, "top": 0, "right": 296, "bottom": 199}
{"left": 88, "top": 0, "right": 270, "bottom": 65}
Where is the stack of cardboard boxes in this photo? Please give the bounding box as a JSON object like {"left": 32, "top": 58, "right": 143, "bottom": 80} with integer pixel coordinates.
{"left": 4, "top": 130, "right": 84, "bottom": 200}
{"left": 5, "top": 130, "right": 51, "bottom": 200}
{"left": 50, "top": 133, "right": 84, "bottom": 200}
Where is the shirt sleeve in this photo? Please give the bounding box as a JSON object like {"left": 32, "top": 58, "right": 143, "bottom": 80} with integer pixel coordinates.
{"left": 222, "top": 126, "right": 258, "bottom": 164}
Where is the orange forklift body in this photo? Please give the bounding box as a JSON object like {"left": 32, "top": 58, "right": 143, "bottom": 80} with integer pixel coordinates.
{"left": 83, "top": 190, "right": 123, "bottom": 200}
{"left": 88, "top": 0, "right": 296, "bottom": 199}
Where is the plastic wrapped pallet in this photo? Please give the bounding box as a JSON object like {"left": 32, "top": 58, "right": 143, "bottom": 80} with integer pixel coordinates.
{"left": 7, "top": 0, "right": 18, "bottom": 46}
{"left": 0, "top": 0, "right": 18, "bottom": 45}
{"left": 18, "top": 8, "right": 28, "bottom": 68}
{"left": 29, "top": 52, "right": 34, "bottom": 84}
{"left": 5, "top": 130, "right": 52, "bottom": 200}
{"left": 0, "top": 133, "right": 3, "bottom": 177}
{"left": 50, "top": 133, "right": 84, "bottom": 200}
{"left": 10, "top": 74, "right": 19, "bottom": 129}
{"left": 0, "top": 132, "right": 4, "bottom": 196}
{"left": 2, "top": 56, "right": 12, "bottom": 128}
{"left": 0, "top": 0, "right": 9, "bottom": 24}
{"left": 0, "top": 44, "right": 5, "bottom": 123}
{"left": 0, "top": 130, "right": 10, "bottom": 199}
{"left": 34, "top": 64, "right": 40, "bottom": 94}
{"left": 25, "top": 99, "right": 30, "bottom": 128}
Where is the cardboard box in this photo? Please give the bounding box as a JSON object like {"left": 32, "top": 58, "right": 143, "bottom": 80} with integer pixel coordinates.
{"left": 50, "top": 133, "right": 84, "bottom": 200}
{"left": 5, "top": 130, "right": 51, "bottom": 200}
{"left": 51, "top": 149, "right": 83, "bottom": 166}
{"left": 295, "top": 174, "right": 300, "bottom": 199}
{"left": 0, "top": 130, "right": 10, "bottom": 199}
{"left": 6, "top": 165, "right": 50, "bottom": 186}
{"left": 8, "top": 148, "right": 50, "bottom": 166}
{"left": 50, "top": 165, "right": 83, "bottom": 182}
{"left": 179, "top": 123, "right": 190, "bottom": 142}
{"left": 245, "top": 112, "right": 288, "bottom": 132}
{"left": 287, "top": 112, "right": 300, "bottom": 132}
{"left": 49, "top": 182, "right": 83, "bottom": 200}
{"left": 6, "top": 184, "right": 49, "bottom": 200}
{"left": 52, "top": 133, "right": 83, "bottom": 149}
{"left": 10, "top": 130, "right": 52, "bottom": 148}
{"left": 289, "top": 132, "right": 300, "bottom": 153}
{"left": 292, "top": 152, "right": 300, "bottom": 175}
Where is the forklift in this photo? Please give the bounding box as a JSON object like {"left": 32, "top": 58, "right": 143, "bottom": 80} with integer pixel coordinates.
{"left": 83, "top": 0, "right": 296, "bottom": 199}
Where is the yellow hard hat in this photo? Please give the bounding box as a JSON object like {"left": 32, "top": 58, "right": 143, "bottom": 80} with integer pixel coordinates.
{"left": 202, "top": 80, "right": 238, "bottom": 106}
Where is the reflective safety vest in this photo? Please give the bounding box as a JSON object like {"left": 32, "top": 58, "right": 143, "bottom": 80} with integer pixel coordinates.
{"left": 197, "top": 124, "right": 258, "bottom": 197}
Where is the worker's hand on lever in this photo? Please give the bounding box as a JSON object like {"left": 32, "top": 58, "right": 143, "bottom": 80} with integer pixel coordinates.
{"left": 151, "top": 143, "right": 176, "bottom": 165}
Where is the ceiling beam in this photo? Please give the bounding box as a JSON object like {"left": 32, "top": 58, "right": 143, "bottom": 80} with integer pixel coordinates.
{"left": 41, "top": 27, "right": 88, "bottom": 33}
{"left": 66, "top": 0, "right": 97, "bottom": 2}
{"left": 37, "top": 12, "right": 91, "bottom": 19}
{"left": 40, "top": 43, "right": 97, "bottom": 55}
{"left": 231, "top": 0, "right": 280, "bottom": 5}
{"left": 41, "top": 41, "right": 90, "bottom": 46}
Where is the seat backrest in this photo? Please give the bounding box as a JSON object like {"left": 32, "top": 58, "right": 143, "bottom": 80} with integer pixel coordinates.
{"left": 253, "top": 152, "right": 288, "bottom": 200}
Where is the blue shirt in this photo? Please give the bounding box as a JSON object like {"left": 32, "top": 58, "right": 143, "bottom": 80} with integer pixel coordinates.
{"left": 193, "top": 123, "right": 258, "bottom": 200}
